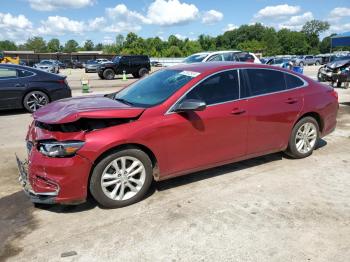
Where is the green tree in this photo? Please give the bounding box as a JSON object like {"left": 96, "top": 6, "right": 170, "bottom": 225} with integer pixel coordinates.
{"left": 116, "top": 34, "right": 124, "bottom": 47}
{"left": 237, "top": 40, "right": 265, "bottom": 53}
{"left": 94, "top": 43, "right": 103, "bottom": 51}
{"left": 302, "top": 20, "right": 330, "bottom": 52}
{"left": 198, "top": 34, "right": 216, "bottom": 50}
{"left": 165, "top": 46, "right": 182, "bottom": 57}
{"left": 47, "top": 38, "right": 60, "bottom": 52}
{"left": 0, "top": 40, "right": 17, "bottom": 51}
{"left": 25, "top": 37, "right": 47, "bottom": 52}
{"left": 262, "top": 28, "right": 281, "bottom": 56}
{"left": 83, "top": 40, "right": 94, "bottom": 51}
{"left": 64, "top": 39, "right": 79, "bottom": 52}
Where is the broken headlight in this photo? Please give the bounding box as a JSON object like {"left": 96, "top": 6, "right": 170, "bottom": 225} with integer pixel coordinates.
{"left": 38, "top": 141, "right": 84, "bottom": 157}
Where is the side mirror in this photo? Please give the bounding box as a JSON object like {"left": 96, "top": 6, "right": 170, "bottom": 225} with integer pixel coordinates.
{"left": 174, "top": 99, "right": 206, "bottom": 112}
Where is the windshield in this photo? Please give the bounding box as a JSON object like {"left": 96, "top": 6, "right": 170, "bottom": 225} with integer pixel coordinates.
{"left": 112, "top": 56, "right": 121, "bottom": 63}
{"left": 40, "top": 60, "right": 52, "bottom": 64}
{"left": 333, "top": 56, "right": 350, "bottom": 61}
{"left": 183, "top": 54, "right": 208, "bottom": 63}
{"left": 114, "top": 69, "right": 199, "bottom": 107}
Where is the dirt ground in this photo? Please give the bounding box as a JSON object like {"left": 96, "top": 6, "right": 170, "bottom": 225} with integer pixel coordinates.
{"left": 0, "top": 66, "right": 349, "bottom": 262}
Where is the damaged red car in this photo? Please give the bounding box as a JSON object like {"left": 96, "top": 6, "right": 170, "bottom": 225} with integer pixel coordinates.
{"left": 17, "top": 62, "right": 338, "bottom": 208}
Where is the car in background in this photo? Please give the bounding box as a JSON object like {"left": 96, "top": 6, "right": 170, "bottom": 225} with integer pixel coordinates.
{"left": 0, "top": 64, "right": 71, "bottom": 112}
{"left": 183, "top": 51, "right": 261, "bottom": 64}
{"left": 33, "top": 60, "right": 60, "bottom": 74}
{"left": 85, "top": 60, "right": 100, "bottom": 73}
{"left": 57, "top": 61, "right": 66, "bottom": 69}
{"left": 292, "top": 55, "right": 321, "bottom": 66}
{"left": 98, "top": 55, "right": 151, "bottom": 80}
{"left": 18, "top": 62, "right": 338, "bottom": 208}
{"left": 64, "top": 60, "right": 84, "bottom": 69}
{"left": 96, "top": 58, "right": 111, "bottom": 64}
{"left": 265, "top": 57, "right": 292, "bottom": 69}
{"left": 318, "top": 56, "right": 350, "bottom": 88}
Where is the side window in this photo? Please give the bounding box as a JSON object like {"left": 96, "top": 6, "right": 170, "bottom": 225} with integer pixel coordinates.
{"left": 244, "top": 69, "right": 286, "bottom": 96}
{"left": 207, "top": 54, "right": 223, "bottom": 62}
{"left": 18, "top": 69, "right": 34, "bottom": 77}
{"left": 0, "top": 68, "right": 17, "bottom": 79}
{"left": 223, "top": 53, "right": 233, "bottom": 61}
{"left": 285, "top": 73, "right": 304, "bottom": 89}
{"left": 184, "top": 70, "right": 239, "bottom": 105}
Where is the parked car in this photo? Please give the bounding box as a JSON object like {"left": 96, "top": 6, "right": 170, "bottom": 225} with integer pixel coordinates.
{"left": 0, "top": 64, "right": 71, "bottom": 112}
{"left": 318, "top": 56, "right": 350, "bottom": 88}
{"left": 85, "top": 60, "right": 100, "bottom": 73}
{"left": 96, "top": 58, "right": 111, "bottom": 64}
{"left": 17, "top": 62, "right": 338, "bottom": 208}
{"left": 292, "top": 55, "right": 321, "bottom": 66}
{"left": 64, "top": 60, "right": 84, "bottom": 69}
{"left": 183, "top": 51, "right": 261, "bottom": 64}
{"left": 265, "top": 57, "right": 293, "bottom": 69}
{"left": 33, "top": 60, "right": 60, "bottom": 74}
{"left": 57, "top": 61, "right": 66, "bottom": 69}
{"left": 98, "top": 55, "right": 151, "bottom": 80}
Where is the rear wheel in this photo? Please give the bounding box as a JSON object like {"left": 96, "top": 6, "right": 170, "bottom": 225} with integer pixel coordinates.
{"left": 132, "top": 73, "right": 138, "bottom": 78}
{"left": 98, "top": 72, "right": 104, "bottom": 79}
{"left": 285, "top": 117, "right": 319, "bottom": 159}
{"left": 90, "top": 149, "right": 153, "bottom": 208}
{"left": 103, "top": 69, "right": 115, "bottom": 80}
{"left": 23, "top": 91, "right": 49, "bottom": 113}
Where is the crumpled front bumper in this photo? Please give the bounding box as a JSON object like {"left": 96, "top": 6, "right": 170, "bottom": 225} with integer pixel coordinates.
{"left": 16, "top": 155, "right": 58, "bottom": 204}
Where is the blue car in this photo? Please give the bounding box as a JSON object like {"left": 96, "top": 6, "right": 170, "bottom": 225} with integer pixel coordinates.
{"left": 0, "top": 64, "right": 71, "bottom": 112}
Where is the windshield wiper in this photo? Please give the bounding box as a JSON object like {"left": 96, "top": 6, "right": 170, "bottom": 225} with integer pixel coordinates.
{"left": 115, "top": 98, "right": 134, "bottom": 106}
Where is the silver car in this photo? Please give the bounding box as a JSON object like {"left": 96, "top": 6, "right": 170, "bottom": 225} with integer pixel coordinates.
{"left": 33, "top": 60, "right": 59, "bottom": 74}
{"left": 293, "top": 55, "right": 321, "bottom": 66}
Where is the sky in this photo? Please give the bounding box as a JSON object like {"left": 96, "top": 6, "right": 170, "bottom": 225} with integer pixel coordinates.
{"left": 0, "top": 0, "right": 350, "bottom": 45}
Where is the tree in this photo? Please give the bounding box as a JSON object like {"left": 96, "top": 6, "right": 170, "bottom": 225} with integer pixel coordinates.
{"left": 94, "top": 43, "right": 103, "bottom": 51}
{"left": 47, "top": 38, "right": 60, "bottom": 52}
{"left": 25, "top": 37, "right": 47, "bottom": 52}
{"left": 262, "top": 28, "right": 281, "bottom": 56}
{"left": 83, "top": 40, "right": 94, "bottom": 51}
{"left": 302, "top": 20, "right": 330, "bottom": 37}
{"left": 237, "top": 40, "right": 265, "bottom": 53}
{"left": 0, "top": 40, "right": 17, "bottom": 51}
{"left": 198, "top": 34, "right": 216, "bottom": 50}
{"left": 116, "top": 34, "right": 124, "bottom": 47}
{"left": 64, "top": 39, "right": 79, "bottom": 52}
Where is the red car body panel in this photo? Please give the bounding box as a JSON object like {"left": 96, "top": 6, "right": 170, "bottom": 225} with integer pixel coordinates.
{"left": 22, "top": 62, "right": 338, "bottom": 204}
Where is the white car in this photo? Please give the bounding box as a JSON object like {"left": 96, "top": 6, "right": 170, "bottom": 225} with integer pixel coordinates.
{"left": 183, "top": 50, "right": 261, "bottom": 64}
{"left": 96, "top": 58, "right": 111, "bottom": 64}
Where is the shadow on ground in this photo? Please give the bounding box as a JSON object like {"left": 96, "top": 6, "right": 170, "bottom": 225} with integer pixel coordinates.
{"left": 0, "top": 109, "right": 28, "bottom": 117}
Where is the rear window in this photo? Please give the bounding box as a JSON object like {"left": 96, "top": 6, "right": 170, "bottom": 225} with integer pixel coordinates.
{"left": 18, "top": 69, "right": 34, "bottom": 77}
{"left": 285, "top": 73, "right": 304, "bottom": 89}
{"left": 0, "top": 68, "right": 17, "bottom": 78}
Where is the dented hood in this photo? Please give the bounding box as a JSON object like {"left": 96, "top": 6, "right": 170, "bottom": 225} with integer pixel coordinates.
{"left": 33, "top": 95, "right": 145, "bottom": 124}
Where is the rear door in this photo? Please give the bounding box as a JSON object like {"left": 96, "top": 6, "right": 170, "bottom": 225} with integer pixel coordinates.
{"left": 241, "top": 68, "right": 304, "bottom": 155}
{"left": 0, "top": 67, "right": 23, "bottom": 109}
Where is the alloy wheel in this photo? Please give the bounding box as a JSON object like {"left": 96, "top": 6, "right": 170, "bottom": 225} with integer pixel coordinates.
{"left": 26, "top": 92, "right": 48, "bottom": 112}
{"left": 295, "top": 122, "right": 317, "bottom": 154}
{"left": 101, "top": 156, "right": 146, "bottom": 201}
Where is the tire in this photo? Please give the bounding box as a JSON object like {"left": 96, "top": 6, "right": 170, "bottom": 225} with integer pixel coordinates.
{"left": 337, "top": 81, "right": 342, "bottom": 88}
{"left": 299, "top": 62, "right": 304, "bottom": 67}
{"left": 138, "top": 68, "right": 149, "bottom": 78}
{"left": 132, "top": 73, "right": 138, "bottom": 78}
{"left": 85, "top": 69, "right": 88, "bottom": 73}
{"left": 103, "top": 69, "right": 115, "bottom": 80}
{"left": 285, "top": 117, "right": 319, "bottom": 159}
{"left": 23, "top": 90, "right": 49, "bottom": 113}
{"left": 90, "top": 148, "right": 153, "bottom": 208}
{"left": 98, "top": 73, "right": 104, "bottom": 79}
{"left": 315, "top": 61, "right": 320, "bottom": 66}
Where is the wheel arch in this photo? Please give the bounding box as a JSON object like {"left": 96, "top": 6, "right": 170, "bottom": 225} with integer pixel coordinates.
{"left": 295, "top": 112, "right": 324, "bottom": 132}
{"left": 89, "top": 143, "right": 159, "bottom": 182}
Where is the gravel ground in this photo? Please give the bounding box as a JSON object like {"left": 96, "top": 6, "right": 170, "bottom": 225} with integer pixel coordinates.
{"left": 0, "top": 66, "right": 349, "bottom": 262}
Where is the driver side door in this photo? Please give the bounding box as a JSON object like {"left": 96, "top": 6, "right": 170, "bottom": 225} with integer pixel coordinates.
{"left": 160, "top": 70, "right": 248, "bottom": 177}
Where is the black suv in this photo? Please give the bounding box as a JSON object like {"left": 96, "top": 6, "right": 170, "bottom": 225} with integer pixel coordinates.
{"left": 98, "top": 55, "right": 151, "bottom": 80}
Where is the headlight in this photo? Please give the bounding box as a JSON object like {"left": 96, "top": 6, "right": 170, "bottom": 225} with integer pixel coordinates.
{"left": 38, "top": 141, "right": 84, "bottom": 157}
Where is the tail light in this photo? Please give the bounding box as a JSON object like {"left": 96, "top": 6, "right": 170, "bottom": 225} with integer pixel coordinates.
{"left": 57, "top": 79, "right": 65, "bottom": 84}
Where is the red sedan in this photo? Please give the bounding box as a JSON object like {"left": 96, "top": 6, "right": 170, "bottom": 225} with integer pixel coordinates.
{"left": 17, "top": 62, "right": 338, "bottom": 208}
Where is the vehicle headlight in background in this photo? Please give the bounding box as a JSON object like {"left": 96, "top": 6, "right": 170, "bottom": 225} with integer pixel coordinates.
{"left": 38, "top": 141, "right": 84, "bottom": 157}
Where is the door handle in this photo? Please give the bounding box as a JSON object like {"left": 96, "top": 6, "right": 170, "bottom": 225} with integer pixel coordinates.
{"left": 285, "top": 98, "right": 298, "bottom": 104}
{"left": 231, "top": 108, "right": 246, "bottom": 115}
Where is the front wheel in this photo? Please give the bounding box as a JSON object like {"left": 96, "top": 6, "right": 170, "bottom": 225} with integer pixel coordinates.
{"left": 90, "top": 149, "right": 153, "bottom": 208}
{"left": 285, "top": 117, "right": 319, "bottom": 159}
{"left": 138, "top": 68, "right": 149, "bottom": 78}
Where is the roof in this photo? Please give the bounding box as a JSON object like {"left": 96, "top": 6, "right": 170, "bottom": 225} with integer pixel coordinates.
{"left": 191, "top": 50, "right": 241, "bottom": 56}
{"left": 331, "top": 31, "right": 350, "bottom": 38}
{"left": 167, "top": 61, "right": 285, "bottom": 74}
